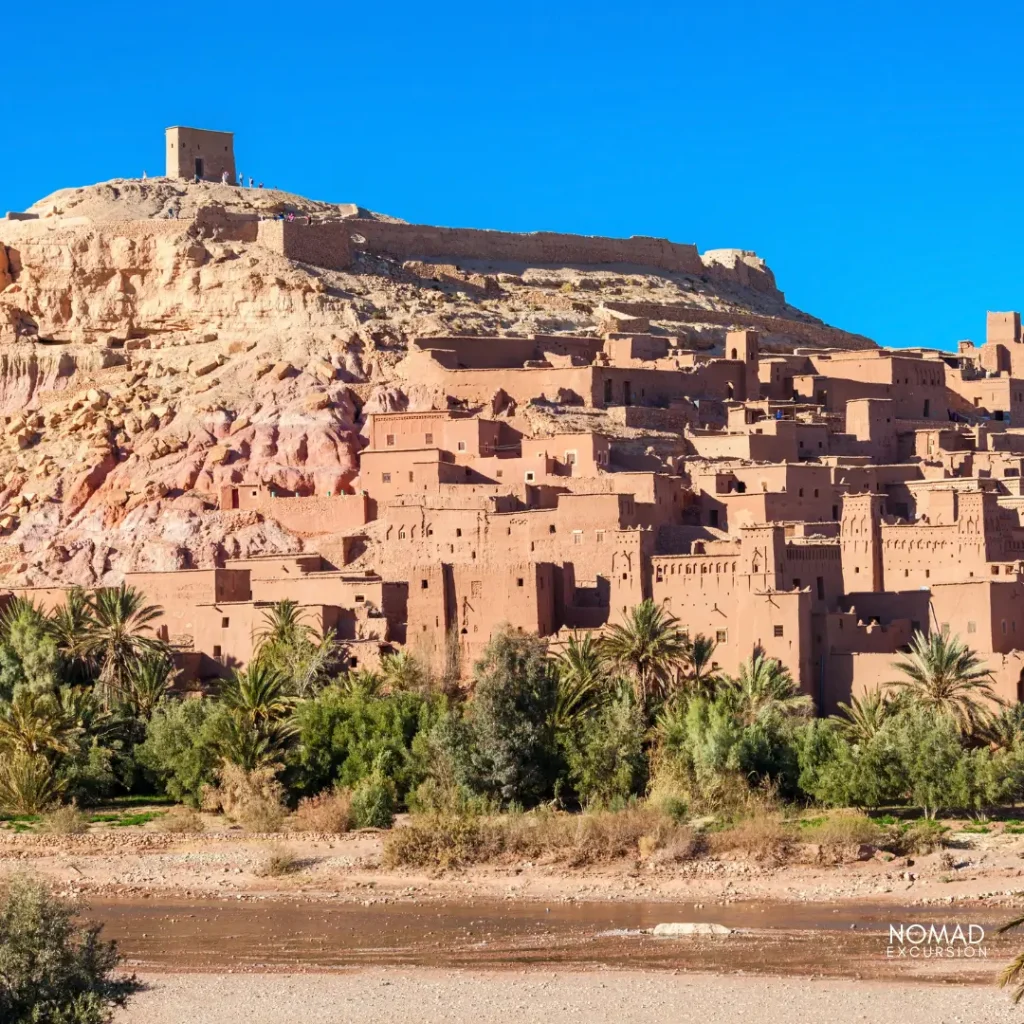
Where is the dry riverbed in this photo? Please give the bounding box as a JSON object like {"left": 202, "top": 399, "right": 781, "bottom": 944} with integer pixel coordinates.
{"left": 5, "top": 811, "right": 1024, "bottom": 1020}
{"left": 4, "top": 810, "right": 1024, "bottom": 909}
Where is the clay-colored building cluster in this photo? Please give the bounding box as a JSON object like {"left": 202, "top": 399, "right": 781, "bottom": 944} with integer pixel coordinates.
{"left": 11, "top": 143, "right": 1024, "bottom": 711}
{"left": 15, "top": 310, "right": 1024, "bottom": 710}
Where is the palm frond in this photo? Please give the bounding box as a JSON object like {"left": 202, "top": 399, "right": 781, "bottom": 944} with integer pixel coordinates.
{"left": 598, "top": 600, "right": 689, "bottom": 707}
{"left": 889, "top": 628, "right": 999, "bottom": 735}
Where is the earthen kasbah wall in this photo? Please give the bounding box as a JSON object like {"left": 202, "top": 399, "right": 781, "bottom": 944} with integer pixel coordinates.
{"left": 349, "top": 221, "right": 704, "bottom": 274}
{"left": 255, "top": 220, "right": 351, "bottom": 271}
{"left": 256, "top": 218, "right": 783, "bottom": 290}
{"left": 601, "top": 300, "right": 876, "bottom": 351}
{"left": 219, "top": 485, "right": 370, "bottom": 535}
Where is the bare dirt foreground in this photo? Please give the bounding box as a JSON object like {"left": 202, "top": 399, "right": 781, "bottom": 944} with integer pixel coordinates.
{"left": 5, "top": 820, "right": 1024, "bottom": 1020}
{"left": 5, "top": 816, "right": 1024, "bottom": 908}
{"left": 118, "top": 970, "right": 1010, "bottom": 1024}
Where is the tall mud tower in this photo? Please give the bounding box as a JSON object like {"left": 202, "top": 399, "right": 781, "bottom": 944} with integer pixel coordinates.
{"left": 165, "top": 127, "right": 235, "bottom": 182}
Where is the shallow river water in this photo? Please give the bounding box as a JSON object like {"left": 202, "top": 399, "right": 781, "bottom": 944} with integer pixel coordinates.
{"left": 87, "top": 897, "right": 1014, "bottom": 984}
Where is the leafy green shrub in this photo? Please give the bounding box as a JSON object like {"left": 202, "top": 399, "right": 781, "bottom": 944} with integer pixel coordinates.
{"left": 467, "top": 629, "right": 559, "bottom": 806}
{"left": 290, "top": 687, "right": 429, "bottom": 801}
{"left": 0, "top": 876, "right": 139, "bottom": 1023}
{"left": 656, "top": 794, "right": 689, "bottom": 824}
{"left": 562, "top": 692, "right": 647, "bottom": 806}
{"left": 882, "top": 818, "right": 949, "bottom": 855}
{"left": 888, "top": 708, "right": 981, "bottom": 818}
{"left": 0, "top": 599, "right": 61, "bottom": 699}
{"left": 798, "top": 707, "right": 1024, "bottom": 817}
{"left": 350, "top": 776, "right": 396, "bottom": 829}
{"left": 407, "top": 698, "right": 480, "bottom": 812}
{"left": 657, "top": 692, "right": 800, "bottom": 807}
{"left": 136, "top": 697, "right": 228, "bottom": 805}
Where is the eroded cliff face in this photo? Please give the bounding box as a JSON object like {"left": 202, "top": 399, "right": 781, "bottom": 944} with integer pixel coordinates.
{"left": 0, "top": 177, "right": 871, "bottom": 587}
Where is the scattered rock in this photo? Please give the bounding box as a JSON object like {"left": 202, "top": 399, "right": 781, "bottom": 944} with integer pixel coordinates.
{"left": 652, "top": 922, "right": 732, "bottom": 937}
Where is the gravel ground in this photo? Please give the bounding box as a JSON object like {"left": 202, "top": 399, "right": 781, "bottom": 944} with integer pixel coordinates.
{"left": 117, "top": 969, "right": 1012, "bottom": 1024}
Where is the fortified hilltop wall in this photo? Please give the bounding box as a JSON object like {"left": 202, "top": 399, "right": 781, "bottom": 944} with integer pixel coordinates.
{"left": 255, "top": 218, "right": 777, "bottom": 294}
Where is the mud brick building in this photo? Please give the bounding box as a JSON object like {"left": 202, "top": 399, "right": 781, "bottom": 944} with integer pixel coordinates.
{"left": 165, "top": 127, "right": 235, "bottom": 182}
{"left": 13, "top": 301, "right": 1024, "bottom": 713}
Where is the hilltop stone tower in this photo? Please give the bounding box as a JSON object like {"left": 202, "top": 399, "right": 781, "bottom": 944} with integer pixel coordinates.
{"left": 165, "top": 127, "right": 235, "bottom": 181}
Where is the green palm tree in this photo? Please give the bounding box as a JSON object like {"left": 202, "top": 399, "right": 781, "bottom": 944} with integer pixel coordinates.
{"left": 57, "top": 685, "right": 119, "bottom": 747}
{"left": 288, "top": 632, "right": 342, "bottom": 697}
{"left": 727, "top": 652, "right": 813, "bottom": 726}
{"left": 999, "top": 914, "right": 1024, "bottom": 1002}
{"left": 211, "top": 714, "right": 291, "bottom": 771}
{"left": 257, "top": 599, "right": 314, "bottom": 651}
{"left": 256, "top": 600, "right": 340, "bottom": 696}
{"left": 48, "top": 587, "right": 96, "bottom": 684}
{"left": 599, "top": 600, "right": 689, "bottom": 706}
{"left": 125, "top": 653, "right": 176, "bottom": 719}
{"left": 0, "top": 750, "right": 61, "bottom": 814}
{"left": 981, "top": 702, "right": 1024, "bottom": 752}
{"left": 338, "top": 668, "right": 384, "bottom": 697}
{"left": 830, "top": 690, "right": 894, "bottom": 744}
{"left": 683, "top": 634, "right": 721, "bottom": 697}
{"left": 889, "top": 629, "right": 998, "bottom": 735}
{"left": 81, "top": 584, "right": 166, "bottom": 706}
{"left": 380, "top": 650, "right": 428, "bottom": 693}
{"left": 0, "top": 596, "right": 48, "bottom": 643}
{"left": 220, "top": 661, "right": 296, "bottom": 728}
{"left": 552, "top": 632, "right": 609, "bottom": 730}
{"left": 0, "top": 689, "right": 74, "bottom": 757}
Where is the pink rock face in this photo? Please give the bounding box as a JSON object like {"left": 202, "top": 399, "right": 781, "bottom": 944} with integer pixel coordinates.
{"left": 0, "top": 178, "right": 874, "bottom": 590}
{"left": 65, "top": 450, "right": 117, "bottom": 516}
{"left": 363, "top": 387, "right": 408, "bottom": 415}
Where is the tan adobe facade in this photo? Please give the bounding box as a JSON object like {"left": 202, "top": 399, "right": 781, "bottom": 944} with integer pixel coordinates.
{"left": 165, "top": 127, "right": 235, "bottom": 181}
{"left": 13, "top": 312, "right": 1024, "bottom": 713}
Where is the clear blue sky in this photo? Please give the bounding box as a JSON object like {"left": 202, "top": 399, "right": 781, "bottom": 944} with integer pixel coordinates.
{"left": 3, "top": 1, "right": 1023, "bottom": 350}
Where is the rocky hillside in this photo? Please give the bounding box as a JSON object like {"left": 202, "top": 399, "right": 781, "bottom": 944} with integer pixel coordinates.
{"left": 0, "top": 177, "right": 873, "bottom": 588}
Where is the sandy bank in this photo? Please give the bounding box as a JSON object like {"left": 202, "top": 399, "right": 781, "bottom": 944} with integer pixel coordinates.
{"left": 116, "top": 969, "right": 1013, "bottom": 1024}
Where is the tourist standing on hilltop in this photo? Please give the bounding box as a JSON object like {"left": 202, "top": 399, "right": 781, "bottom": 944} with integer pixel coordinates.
{"left": 238, "top": 172, "right": 244, "bottom": 186}
{"left": 221, "top": 170, "right": 229, "bottom": 184}
{"left": 249, "top": 177, "right": 254, "bottom": 188}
